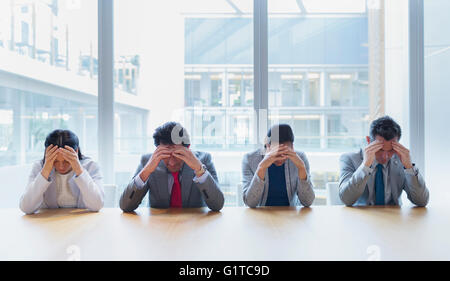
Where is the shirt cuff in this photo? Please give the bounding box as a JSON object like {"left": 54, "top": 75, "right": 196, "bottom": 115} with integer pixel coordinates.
{"left": 300, "top": 173, "right": 310, "bottom": 182}
{"left": 362, "top": 165, "right": 374, "bottom": 175}
{"left": 253, "top": 172, "right": 265, "bottom": 185}
{"left": 134, "top": 175, "right": 146, "bottom": 189}
{"left": 36, "top": 172, "right": 53, "bottom": 187}
{"left": 404, "top": 166, "right": 418, "bottom": 176}
{"left": 193, "top": 170, "right": 209, "bottom": 184}
{"left": 38, "top": 171, "right": 52, "bottom": 183}
{"left": 73, "top": 169, "right": 89, "bottom": 185}
{"left": 75, "top": 169, "right": 86, "bottom": 178}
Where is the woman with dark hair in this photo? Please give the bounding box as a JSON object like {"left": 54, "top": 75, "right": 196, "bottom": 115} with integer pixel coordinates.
{"left": 241, "top": 124, "right": 315, "bottom": 208}
{"left": 19, "top": 130, "right": 104, "bottom": 214}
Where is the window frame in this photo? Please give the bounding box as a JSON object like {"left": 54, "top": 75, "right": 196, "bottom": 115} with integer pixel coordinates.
{"left": 97, "top": 0, "right": 426, "bottom": 183}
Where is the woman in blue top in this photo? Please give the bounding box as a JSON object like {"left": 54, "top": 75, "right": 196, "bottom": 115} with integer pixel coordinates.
{"left": 241, "top": 124, "right": 315, "bottom": 207}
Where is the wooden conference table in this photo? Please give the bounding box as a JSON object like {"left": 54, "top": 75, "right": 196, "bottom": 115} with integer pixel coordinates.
{"left": 1, "top": 206, "right": 449, "bottom": 261}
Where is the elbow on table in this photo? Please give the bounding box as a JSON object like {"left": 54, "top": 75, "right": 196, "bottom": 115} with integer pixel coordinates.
{"left": 87, "top": 201, "right": 104, "bottom": 212}
{"left": 415, "top": 201, "right": 428, "bottom": 208}
{"left": 206, "top": 192, "right": 225, "bottom": 212}
{"left": 21, "top": 207, "right": 38, "bottom": 215}
{"left": 243, "top": 197, "right": 258, "bottom": 208}
{"left": 301, "top": 198, "right": 314, "bottom": 208}
{"left": 343, "top": 202, "right": 355, "bottom": 207}
{"left": 413, "top": 197, "right": 429, "bottom": 208}
{"left": 339, "top": 191, "right": 356, "bottom": 207}
{"left": 19, "top": 198, "right": 38, "bottom": 215}
{"left": 209, "top": 203, "right": 224, "bottom": 212}
{"left": 119, "top": 200, "right": 136, "bottom": 213}
{"left": 217, "top": 196, "right": 225, "bottom": 211}
{"left": 84, "top": 194, "right": 104, "bottom": 212}
{"left": 301, "top": 190, "right": 315, "bottom": 207}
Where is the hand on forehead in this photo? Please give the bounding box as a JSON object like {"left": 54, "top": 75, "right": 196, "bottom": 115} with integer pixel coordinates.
{"left": 55, "top": 152, "right": 66, "bottom": 162}
{"left": 374, "top": 136, "right": 398, "bottom": 151}
{"left": 160, "top": 144, "right": 186, "bottom": 151}
{"left": 270, "top": 142, "right": 293, "bottom": 149}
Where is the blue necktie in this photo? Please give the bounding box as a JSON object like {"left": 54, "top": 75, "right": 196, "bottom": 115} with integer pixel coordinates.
{"left": 375, "top": 164, "right": 385, "bottom": 205}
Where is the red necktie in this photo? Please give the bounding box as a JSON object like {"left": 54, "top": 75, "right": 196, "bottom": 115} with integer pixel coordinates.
{"left": 170, "top": 172, "right": 182, "bottom": 208}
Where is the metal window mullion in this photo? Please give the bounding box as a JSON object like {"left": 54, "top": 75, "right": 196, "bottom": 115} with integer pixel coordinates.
{"left": 409, "top": 0, "right": 425, "bottom": 173}
{"left": 254, "top": 0, "right": 268, "bottom": 146}
{"left": 98, "top": 0, "right": 115, "bottom": 182}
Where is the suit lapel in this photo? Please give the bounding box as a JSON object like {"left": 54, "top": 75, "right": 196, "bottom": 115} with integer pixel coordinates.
{"left": 180, "top": 163, "right": 194, "bottom": 207}
{"left": 258, "top": 150, "right": 270, "bottom": 204}
{"left": 358, "top": 149, "right": 375, "bottom": 204}
{"left": 389, "top": 156, "right": 402, "bottom": 204}
{"left": 252, "top": 148, "right": 265, "bottom": 173}
{"left": 366, "top": 171, "right": 375, "bottom": 204}
{"left": 285, "top": 159, "right": 296, "bottom": 202}
{"left": 154, "top": 161, "right": 170, "bottom": 205}
{"left": 250, "top": 149, "right": 269, "bottom": 205}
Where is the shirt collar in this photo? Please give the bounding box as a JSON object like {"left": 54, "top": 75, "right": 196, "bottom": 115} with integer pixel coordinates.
{"left": 373, "top": 158, "right": 391, "bottom": 169}
{"left": 163, "top": 161, "right": 185, "bottom": 174}
{"left": 269, "top": 163, "right": 285, "bottom": 170}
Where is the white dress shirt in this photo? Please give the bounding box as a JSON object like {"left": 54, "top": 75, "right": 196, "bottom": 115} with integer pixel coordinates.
{"left": 54, "top": 171, "right": 78, "bottom": 208}
{"left": 361, "top": 159, "right": 418, "bottom": 205}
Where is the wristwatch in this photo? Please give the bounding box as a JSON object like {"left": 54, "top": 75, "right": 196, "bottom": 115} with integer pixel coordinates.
{"left": 404, "top": 163, "right": 418, "bottom": 176}
{"left": 195, "top": 164, "right": 207, "bottom": 177}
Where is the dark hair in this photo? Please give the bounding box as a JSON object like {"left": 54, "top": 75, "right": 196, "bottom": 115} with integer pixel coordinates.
{"left": 153, "top": 122, "right": 190, "bottom": 147}
{"left": 369, "top": 116, "right": 402, "bottom": 141}
{"left": 267, "top": 124, "right": 294, "bottom": 145}
{"left": 43, "top": 129, "right": 84, "bottom": 162}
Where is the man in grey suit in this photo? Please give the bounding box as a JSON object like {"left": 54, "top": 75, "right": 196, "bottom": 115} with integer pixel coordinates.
{"left": 339, "top": 116, "right": 429, "bottom": 207}
{"left": 120, "top": 122, "right": 224, "bottom": 212}
{"left": 242, "top": 124, "right": 315, "bottom": 208}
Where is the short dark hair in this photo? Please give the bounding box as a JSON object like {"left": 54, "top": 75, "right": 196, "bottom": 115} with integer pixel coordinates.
{"left": 43, "top": 129, "right": 84, "bottom": 162}
{"left": 267, "top": 124, "right": 294, "bottom": 144}
{"left": 369, "top": 116, "right": 402, "bottom": 141}
{"left": 153, "top": 122, "right": 190, "bottom": 147}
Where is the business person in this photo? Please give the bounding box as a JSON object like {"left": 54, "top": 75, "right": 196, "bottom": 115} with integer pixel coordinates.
{"left": 20, "top": 130, "right": 104, "bottom": 214}
{"left": 339, "top": 116, "right": 429, "bottom": 207}
{"left": 120, "top": 122, "right": 224, "bottom": 212}
{"left": 242, "top": 124, "right": 315, "bottom": 208}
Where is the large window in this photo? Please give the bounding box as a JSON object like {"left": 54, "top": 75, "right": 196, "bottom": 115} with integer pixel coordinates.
{"left": 267, "top": 0, "right": 370, "bottom": 204}
{"left": 0, "top": 0, "right": 98, "bottom": 207}
{"left": 114, "top": 0, "right": 255, "bottom": 207}
{"left": 424, "top": 0, "right": 450, "bottom": 205}
{"left": 0, "top": 0, "right": 431, "bottom": 208}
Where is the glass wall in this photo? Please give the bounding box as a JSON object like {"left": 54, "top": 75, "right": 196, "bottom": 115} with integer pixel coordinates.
{"left": 0, "top": 0, "right": 431, "bottom": 208}
{"left": 114, "top": 0, "right": 255, "bottom": 207}
{"left": 424, "top": 0, "right": 450, "bottom": 205}
{"left": 0, "top": 0, "right": 98, "bottom": 207}
{"left": 268, "top": 0, "right": 370, "bottom": 204}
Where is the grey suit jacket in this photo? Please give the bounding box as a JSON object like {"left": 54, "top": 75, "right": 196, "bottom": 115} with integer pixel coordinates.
{"left": 120, "top": 151, "right": 224, "bottom": 212}
{"left": 339, "top": 149, "right": 429, "bottom": 207}
{"left": 242, "top": 148, "right": 315, "bottom": 208}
